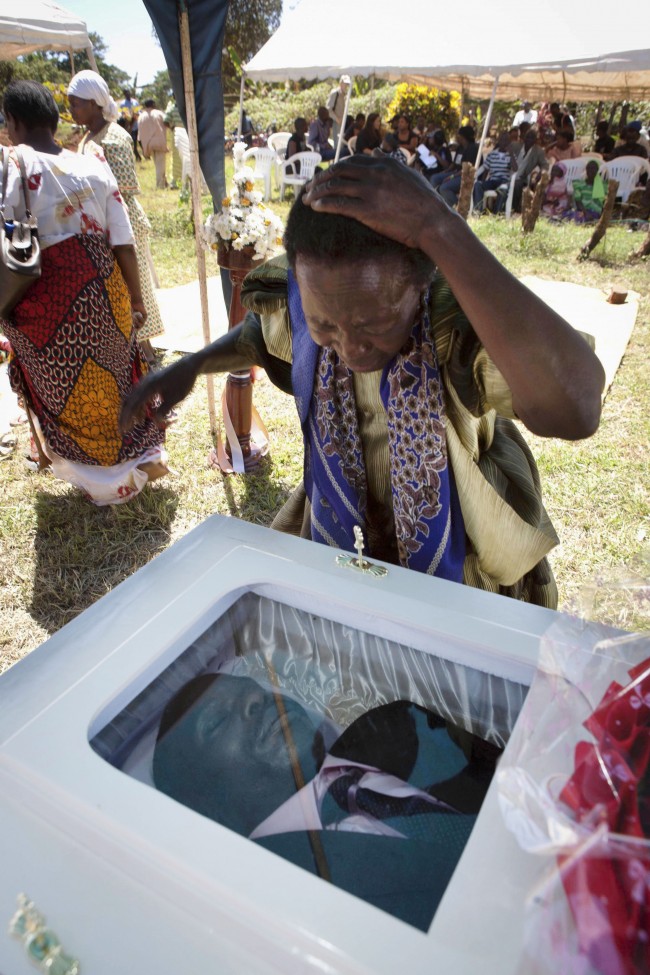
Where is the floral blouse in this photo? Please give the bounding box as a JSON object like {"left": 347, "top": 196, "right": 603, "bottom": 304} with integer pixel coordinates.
{"left": 2, "top": 145, "right": 134, "bottom": 250}
{"left": 80, "top": 123, "right": 151, "bottom": 238}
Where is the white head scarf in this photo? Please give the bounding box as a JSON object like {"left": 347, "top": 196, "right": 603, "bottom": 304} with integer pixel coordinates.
{"left": 67, "top": 70, "right": 119, "bottom": 123}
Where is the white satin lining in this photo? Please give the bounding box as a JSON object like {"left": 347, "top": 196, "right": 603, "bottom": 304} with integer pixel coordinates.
{"left": 91, "top": 591, "right": 527, "bottom": 778}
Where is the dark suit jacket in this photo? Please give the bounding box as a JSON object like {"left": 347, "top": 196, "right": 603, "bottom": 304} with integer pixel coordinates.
{"left": 254, "top": 701, "right": 500, "bottom": 931}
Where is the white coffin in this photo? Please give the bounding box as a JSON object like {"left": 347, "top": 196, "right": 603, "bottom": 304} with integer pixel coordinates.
{"left": 0, "top": 515, "right": 588, "bottom": 975}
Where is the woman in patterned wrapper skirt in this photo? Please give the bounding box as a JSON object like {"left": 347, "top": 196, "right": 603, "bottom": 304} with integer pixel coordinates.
{"left": 68, "top": 69, "right": 165, "bottom": 365}
{"left": 1, "top": 80, "right": 167, "bottom": 504}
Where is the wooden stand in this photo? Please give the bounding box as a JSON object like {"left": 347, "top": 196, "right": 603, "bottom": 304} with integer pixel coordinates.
{"left": 457, "top": 162, "right": 475, "bottom": 221}
{"left": 579, "top": 179, "right": 619, "bottom": 261}
{"left": 521, "top": 171, "right": 549, "bottom": 234}
{"left": 217, "top": 244, "right": 264, "bottom": 471}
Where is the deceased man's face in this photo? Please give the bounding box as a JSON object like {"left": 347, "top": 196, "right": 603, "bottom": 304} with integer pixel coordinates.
{"left": 153, "top": 675, "right": 321, "bottom": 835}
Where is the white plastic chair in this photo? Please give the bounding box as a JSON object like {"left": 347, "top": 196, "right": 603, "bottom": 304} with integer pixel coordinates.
{"left": 174, "top": 127, "right": 208, "bottom": 193}
{"left": 279, "top": 151, "right": 322, "bottom": 200}
{"left": 267, "top": 133, "right": 291, "bottom": 189}
{"left": 242, "top": 146, "right": 276, "bottom": 201}
{"left": 554, "top": 157, "right": 590, "bottom": 194}
{"left": 267, "top": 132, "right": 291, "bottom": 154}
{"left": 347, "top": 135, "right": 358, "bottom": 154}
{"left": 600, "top": 158, "right": 650, "bottom": 203}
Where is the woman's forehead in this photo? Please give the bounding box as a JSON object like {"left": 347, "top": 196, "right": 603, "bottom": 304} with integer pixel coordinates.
{"left": 295, "top": 253, "right": 409, "bottom": 281}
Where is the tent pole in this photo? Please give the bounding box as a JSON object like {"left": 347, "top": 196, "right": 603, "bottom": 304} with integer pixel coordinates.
{"left": 237, "top": 70, "right": 245, "bottom": 141}
{"left": 476, "top": 76, "right": 498, "bottom": 165}
{"left": 334, "top": 83, "right": 352, "bottom": 163}
{"left": 86, "top": 45, "right": 98, "bottom": 72}
{"left": 178, "top": 1, "right": 218, "bottom": 440}
{"left": 470, "top": 75, "right": 499, "bottom": 215}
{"left": 68, "top": 49, "right": 75, "bottom": 75}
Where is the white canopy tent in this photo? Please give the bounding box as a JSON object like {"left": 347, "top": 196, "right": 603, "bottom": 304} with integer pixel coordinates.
{"left": 0, "top": 0, "right": 98, "bottom": 71}
{"left": 244, "top": 0, "right": 650, "bottom": 103}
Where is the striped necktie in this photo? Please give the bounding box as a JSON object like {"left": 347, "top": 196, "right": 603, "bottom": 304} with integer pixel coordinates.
{"left": 321, "top": 768, "right": 462, "bottom": 842}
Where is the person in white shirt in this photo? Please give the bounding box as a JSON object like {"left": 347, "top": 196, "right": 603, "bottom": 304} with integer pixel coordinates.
{"left": 513, "top": 101, "right": 538, "bottom": 127}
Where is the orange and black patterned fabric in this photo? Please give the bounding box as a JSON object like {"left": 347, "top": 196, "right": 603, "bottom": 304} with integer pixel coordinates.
{"left": 3, "top": 234, "right": 164, "bottom": 466}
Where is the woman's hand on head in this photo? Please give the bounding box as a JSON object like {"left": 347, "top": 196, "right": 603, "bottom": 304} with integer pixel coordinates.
{"left": 120, "top": 356, "right": 199, "bottom": 433}
{"left": 302, "top": 155, "right": 444, "bottom": 251}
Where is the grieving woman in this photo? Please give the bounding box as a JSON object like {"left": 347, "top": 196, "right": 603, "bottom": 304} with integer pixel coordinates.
{"left": 1, "top": 80, "right": 167, "bottom": 503}
{"left": 122, "top": 156, "right": 604, "bottom": 604}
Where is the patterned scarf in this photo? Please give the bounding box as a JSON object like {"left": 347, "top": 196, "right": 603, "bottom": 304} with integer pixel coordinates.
{"left": 288, "top": 270, "right": 465, "bottom": 581}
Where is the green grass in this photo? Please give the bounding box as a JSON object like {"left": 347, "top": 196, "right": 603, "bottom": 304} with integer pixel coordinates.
{"left": 1, "top": 155, "right": 648, "bottom": 673}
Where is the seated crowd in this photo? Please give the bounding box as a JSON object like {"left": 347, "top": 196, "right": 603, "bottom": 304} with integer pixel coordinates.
{"left": 262, "top": 96, "right": 648, "bottom": 221}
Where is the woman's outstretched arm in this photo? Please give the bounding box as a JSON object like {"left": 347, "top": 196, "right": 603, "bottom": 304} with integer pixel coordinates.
{"left": 120, "top": 324, "right": 255, "bottom": 431}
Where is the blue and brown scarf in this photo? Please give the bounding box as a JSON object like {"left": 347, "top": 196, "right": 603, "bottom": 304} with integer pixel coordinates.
{"left": 288, "top": 271, "right": 465, "bottom": 581}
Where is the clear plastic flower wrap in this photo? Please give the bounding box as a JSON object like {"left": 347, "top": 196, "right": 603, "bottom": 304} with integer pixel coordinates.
{"left": 497, "top": 605, "right": 650, "bottom": 975}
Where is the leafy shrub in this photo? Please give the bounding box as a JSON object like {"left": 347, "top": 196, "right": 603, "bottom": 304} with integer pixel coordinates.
{"left": 386, "top": 83, "right": 461, "bottom": 135}
{"left": 225, "top": 81, "right": 399, "bottom": 135}
{"left": 226, "top": 82, "right": 334, "bottom": 135}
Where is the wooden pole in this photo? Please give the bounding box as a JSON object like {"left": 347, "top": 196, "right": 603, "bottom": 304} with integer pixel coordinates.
{"left": 266, "top": 660, "right": 331, "bottom": 882}
{"left": 470, "top": 75, "right": 499, "bottom": 216}
{"left": 620, "top": 102, "right": 630, "bottom": 131}
{"left": 522, "top": 171, "right": 549, "bottom": 234}
{"left": 632, "top": 228, "right": 650, "bottom": 259}
{"left": 457, "top": 162, "right": 475, "bottom": 221}
{"left": 334, "top": 82, "right": 352, "bottom": 163}
{"left": 237, "top": 71, "right": 245, "bottom": 142}
{"left": 579, "top": 179, "right": 619, "bottom": 261}
{"left": 178, "top": 3, "right": 218, "bottom": 440}
{"left": 86, "top": 45, "right": 99, "bottom": 72}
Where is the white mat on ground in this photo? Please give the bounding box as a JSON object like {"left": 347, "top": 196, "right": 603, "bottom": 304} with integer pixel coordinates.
{"left": 521, "top": 276, "right": 639, "bottom": 397}
{"left": 151, "top": 273, "right": 638, "bottom": 396}
{"left": 153, "top": 275, "right": 229, "bottom": 354}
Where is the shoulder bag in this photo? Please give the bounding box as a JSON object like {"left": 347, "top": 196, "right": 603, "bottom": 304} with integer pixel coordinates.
{"left": 0, "top": 147, "right": 41, "bottom": 319}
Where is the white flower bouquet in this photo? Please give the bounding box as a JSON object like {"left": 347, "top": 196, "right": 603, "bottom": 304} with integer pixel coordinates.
{"left": 203, "top": 142, "right": 284, "bottom": 261}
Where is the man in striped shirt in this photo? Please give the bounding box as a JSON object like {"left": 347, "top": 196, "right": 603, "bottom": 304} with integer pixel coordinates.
{"left": 473, "top": 132, "right": 518, "bottom": 212}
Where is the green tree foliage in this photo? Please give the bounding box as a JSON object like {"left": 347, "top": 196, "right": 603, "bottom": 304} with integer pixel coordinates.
{"left": 139, "top": 70, "right": 173, "bottom": 109}
{"left": 222, "top": 0, "right": 282, "bottom": 94}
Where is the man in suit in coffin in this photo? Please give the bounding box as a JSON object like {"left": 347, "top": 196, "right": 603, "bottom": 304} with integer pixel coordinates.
{"left": 152, "top": 673, "right": 501, "bottom": 930}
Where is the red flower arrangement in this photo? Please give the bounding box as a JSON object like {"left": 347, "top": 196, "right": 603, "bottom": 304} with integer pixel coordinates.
{"left": 558, "top": 656, "right": 650, "bottom": 975}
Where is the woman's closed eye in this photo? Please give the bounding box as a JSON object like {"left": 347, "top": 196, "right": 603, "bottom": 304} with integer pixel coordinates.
{"left": 309, "top": 321, "right": 337, "bottom": 337}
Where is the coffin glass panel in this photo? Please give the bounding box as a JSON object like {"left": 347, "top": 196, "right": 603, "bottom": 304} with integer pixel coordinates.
{"left": 90, "top": 592, "right": 527, "bottom": 932}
